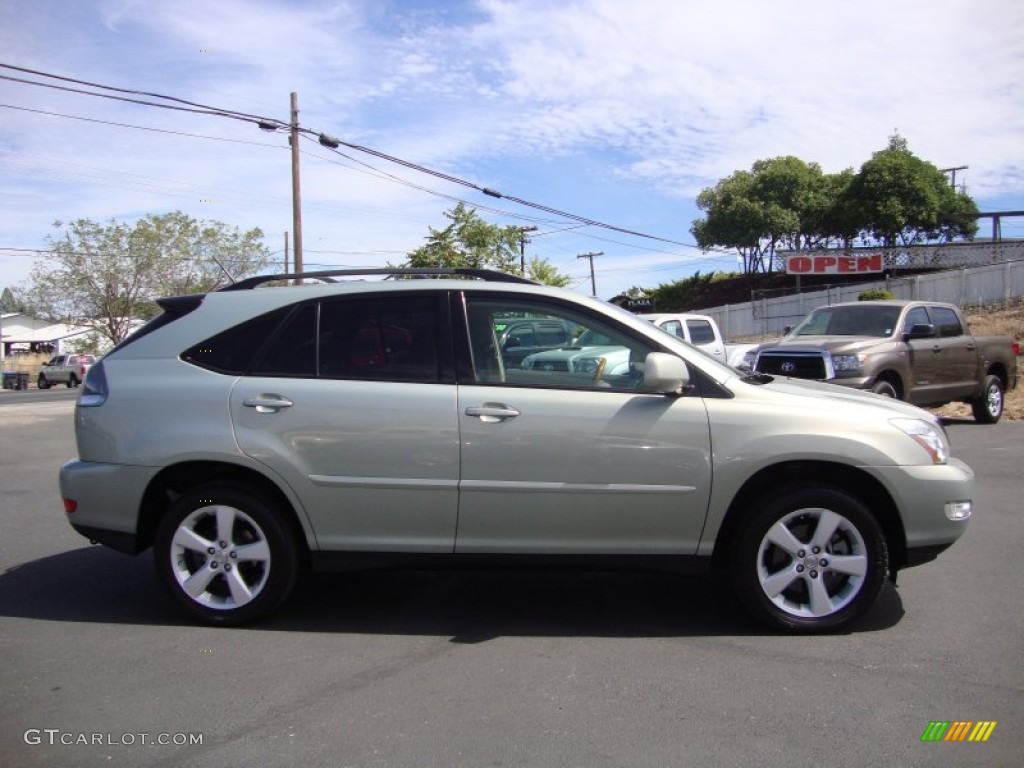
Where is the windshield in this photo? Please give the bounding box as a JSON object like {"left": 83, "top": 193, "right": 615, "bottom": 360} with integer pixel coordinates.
{"left": 789, "top": 305, "right": 901, "bottom": 338}
{"left": 572, "top": 328, "right": 614, "bottom": 347}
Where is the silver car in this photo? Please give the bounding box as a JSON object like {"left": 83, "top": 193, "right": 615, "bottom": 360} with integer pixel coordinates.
{"left": 59, "top": 268, "right": 973, "bottom": 632}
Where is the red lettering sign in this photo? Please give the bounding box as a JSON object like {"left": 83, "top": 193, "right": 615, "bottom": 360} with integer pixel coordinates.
{"left": 786, "top": 253, "right": 884, "bottom": 274}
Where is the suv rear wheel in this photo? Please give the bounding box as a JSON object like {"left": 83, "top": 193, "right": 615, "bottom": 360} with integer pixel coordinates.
{"left": 67, "top": 373, "right": 78, "bottom": 388}
{"left": 154, "top": 484, "right": 300, "bottom": 625}
{"left": 731, "top": 485, "right": 887, "bottom": 633}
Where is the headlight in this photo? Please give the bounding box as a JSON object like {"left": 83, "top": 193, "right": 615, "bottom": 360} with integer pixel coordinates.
{"left": 832, "top": 352, "right": 867, "bottom": 372}
{"left": 890, "top": 417, "right": 949, "bottom": 464}
{"left": 742, "top": 350, "right": 757, "bottom": 369}
{"left": 575, "top": 358, "right": 600, "bottom": 374}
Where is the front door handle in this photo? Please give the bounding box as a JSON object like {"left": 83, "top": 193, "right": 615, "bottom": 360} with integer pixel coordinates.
{"left": 465, "top": 403, "right": 520, "bottom": 423}
{"left": 242, "top": 395, "right": 294, "bottom": 413}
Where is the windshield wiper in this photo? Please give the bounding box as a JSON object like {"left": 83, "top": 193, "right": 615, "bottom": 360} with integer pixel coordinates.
{"left": 740, "top": 372, "right": 774, "bottom": 384}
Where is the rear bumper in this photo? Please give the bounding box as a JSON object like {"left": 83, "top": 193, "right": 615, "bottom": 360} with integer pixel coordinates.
{"left": 59, "top": 460, "right": 158, "bottom": 554}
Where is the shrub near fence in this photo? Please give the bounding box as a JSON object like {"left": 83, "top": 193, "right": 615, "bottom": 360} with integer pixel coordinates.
{"left": 707, "top": 259, "right": 1024, "bottom": 341}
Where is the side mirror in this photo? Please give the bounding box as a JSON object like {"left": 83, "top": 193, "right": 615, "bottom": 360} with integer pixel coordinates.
{"left": 904, "top": 323, "right": 935, "bottom": 340}
{"left": 643, "top": 352, "right": 690, "bottom": 395}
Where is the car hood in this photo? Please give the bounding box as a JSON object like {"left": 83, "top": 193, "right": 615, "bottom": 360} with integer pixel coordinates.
{"left": 757, "top": 336, "right": 894, "bottom": 354}
{"left": 748, "top": 374, "right": 939, "bottom": 422}
{"left": 525, "top": 345, "right": 625, "bottom": 361}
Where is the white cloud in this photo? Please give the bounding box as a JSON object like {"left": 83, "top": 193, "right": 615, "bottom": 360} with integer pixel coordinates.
{"left": 1, "top": 0, "right": 1022, "bottom": 300}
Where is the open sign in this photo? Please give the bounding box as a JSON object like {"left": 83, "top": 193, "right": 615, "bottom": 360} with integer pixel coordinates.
{"left": 786, "top": 254, "right": 884, "bottom": 274}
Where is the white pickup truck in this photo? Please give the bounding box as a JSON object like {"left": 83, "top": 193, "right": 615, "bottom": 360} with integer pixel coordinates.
{"left": 37, "top": 353, "right": 96, "bottom": 389}
{"left": 640, "top": 313, "right": 754, "bottom": 367}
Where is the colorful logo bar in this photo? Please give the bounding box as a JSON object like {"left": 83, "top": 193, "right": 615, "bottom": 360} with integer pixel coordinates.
{"left": 921, "top": 721, "right": 997, "bottom": 742}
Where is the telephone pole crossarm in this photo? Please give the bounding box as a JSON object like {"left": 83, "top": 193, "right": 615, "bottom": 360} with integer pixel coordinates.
{"left": 577, "top": 251, "right": 603, "bottom": 296}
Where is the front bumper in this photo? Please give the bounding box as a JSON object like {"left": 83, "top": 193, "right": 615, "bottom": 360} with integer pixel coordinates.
{"left": 873, "top": 457, "right": 974, "bottom": 567}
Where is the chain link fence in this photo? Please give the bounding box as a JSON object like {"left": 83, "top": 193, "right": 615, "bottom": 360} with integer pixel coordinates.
{"left": 707, "top": 254, "right": 1024, "bottom": 341}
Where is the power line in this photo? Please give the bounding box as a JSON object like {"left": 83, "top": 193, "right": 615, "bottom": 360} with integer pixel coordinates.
{"left": 0, "top": 62, "right": 287, "bottom": 127}
{"left": 0, "top": 103, "right": 284, "bottom": 149}
{"left": 1, "top": 62, "right": 721, "bottom": 256}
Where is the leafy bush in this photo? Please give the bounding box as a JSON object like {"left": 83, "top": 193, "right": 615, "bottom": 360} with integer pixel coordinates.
{"left": 858, "top": 289, "right": 895, "bottom": 301}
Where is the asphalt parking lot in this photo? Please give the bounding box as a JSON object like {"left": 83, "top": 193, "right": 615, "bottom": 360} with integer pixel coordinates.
{"left": 0, "top": 392, "right": 1021, "bottom": 767}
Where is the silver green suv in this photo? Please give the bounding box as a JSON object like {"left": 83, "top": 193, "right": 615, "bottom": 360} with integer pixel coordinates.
{"left": 59, "top": 269, "right": 974, "bottom": 632}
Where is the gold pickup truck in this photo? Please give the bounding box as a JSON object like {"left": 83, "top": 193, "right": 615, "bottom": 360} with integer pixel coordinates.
{"left": 748, "top": 300, "right": 1019, "bottom": 423}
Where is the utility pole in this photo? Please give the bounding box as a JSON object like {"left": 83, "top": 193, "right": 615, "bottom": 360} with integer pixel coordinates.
{"left": 518, "top": 226, "right": 538, "bottom": 275}
{"left": 940, "top": 165, "right": 968, "bottom": 190}
{"left": 290, "top": 92, "right": 303, "bottom": 277}
{"left": 577, "top": 251, "right": 603, "bottom": 296}
{"left": 284, "top": 231, "right": 290, "bottom": 273}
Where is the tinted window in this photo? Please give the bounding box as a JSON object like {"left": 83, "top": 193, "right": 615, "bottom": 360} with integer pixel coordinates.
{"left": 686, "top": 319, "right": 716, "bottom": 344}
{"left": 904, "top": 306, "right": 932, "bottom": 334}
{"left": 536, "top": 323, "right": 569, "bottom": 346}
{"left": 183, "top": 307, "right": 292, "bottom": 374}
{"left": 319, "top": 296, "right": 439, "bottom": 382}
{"left": 931, "top": 306, "right": 963, "bottom": 338}
{"left": 252, "top": 303, "right": 317, "bottom": 376}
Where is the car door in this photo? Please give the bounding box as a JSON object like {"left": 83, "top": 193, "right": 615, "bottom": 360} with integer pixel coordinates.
{"left": 928, "top": 305, "right": 980, "bottom": 399}
{"left": 904, "top": 305, "right": 976, "bottom": 405}
{"left": 228, "top": 293, "right": 460, "bottom": 552}
{"left": 685, "top": 317, "right": 726, "bottom": 361}
{"left": 456, "top": 293, "right": 713, "bottom": 555}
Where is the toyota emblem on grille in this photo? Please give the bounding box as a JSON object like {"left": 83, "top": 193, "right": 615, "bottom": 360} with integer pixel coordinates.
{"left": 781, "top": 362, "right": 796, "bottom": 373}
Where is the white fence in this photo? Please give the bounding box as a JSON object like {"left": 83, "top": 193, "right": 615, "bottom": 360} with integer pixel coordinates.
{"left": 707, "top": 257, "right": 1024, "bottom": 341}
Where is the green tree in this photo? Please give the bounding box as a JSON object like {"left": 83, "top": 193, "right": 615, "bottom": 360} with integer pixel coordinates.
{"left": 691, "top": 156, "right": 845, "bottom": 274}
{"left": 24, "top": 212, "right": 271, "bottom": 346}
{"left": 844, "top": 133, "right": 979, "bottom": 246}
{"left": 403, "top": 204, "right": 571, "bottom": 286}
{"left": 1, "top": 286, "right": 33, "bottom": 314}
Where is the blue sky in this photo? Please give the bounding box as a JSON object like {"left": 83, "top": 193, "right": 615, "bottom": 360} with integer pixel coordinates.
{"left": 2, "top": 0, "right": 1023, "bottom": 301}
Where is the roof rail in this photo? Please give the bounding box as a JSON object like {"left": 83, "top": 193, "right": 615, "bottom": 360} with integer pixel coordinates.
{"left": 218, "top": 267, "right": 538, "bottom": 291}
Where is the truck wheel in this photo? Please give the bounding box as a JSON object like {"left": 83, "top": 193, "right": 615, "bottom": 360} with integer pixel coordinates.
{"left": 154, "top": 484, "right": 300, "bottom": 625}
{"left": 67, "top": 374, "right": 78, "bottom": 388}
{"left": 970, "top": 374, "right": 1003, "bottom": 424}
{"left": 37, "top": 375, "right": 50, "bottom": 390}
{"left": 870, "top": 380, "right": 898, "bottom": 398}
{"left": 731, "top": 485, "right": 888, "bottom": 633}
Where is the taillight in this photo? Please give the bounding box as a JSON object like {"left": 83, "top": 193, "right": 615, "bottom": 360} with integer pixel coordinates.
{"left": 1014, "top": 341, "right": 1021, "bottom": 357}
{"left": 63, "top": 498, "right": 78, "bottom": 514}
{"left": 78, "top": 360, "right": 108, "bottom": 407}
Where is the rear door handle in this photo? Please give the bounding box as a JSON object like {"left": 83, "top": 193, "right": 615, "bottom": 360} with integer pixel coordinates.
{"left": 465, "top": 404, "right": 520, "bottom": 423}
{"left": 242, "top": 395, "right": 294, "bottom": 412}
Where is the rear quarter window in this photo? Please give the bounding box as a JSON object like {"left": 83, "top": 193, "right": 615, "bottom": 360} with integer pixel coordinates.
{"left": 182, "top": 306, "right": 293, "bottom": 374}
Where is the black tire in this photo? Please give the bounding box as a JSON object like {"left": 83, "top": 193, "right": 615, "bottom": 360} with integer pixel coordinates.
{"left": 870, "top": 379, "right": 898, "bottom": 398}
{"left": 154, "top": 484, "right": 300, "bottom": 625}
{"left": 731, "top": 485, "right": 888, "bottom": 633}
{"left": 37, "top": 375, "right": 50, "bottom": 390}
{"left": 970, "top": 374, "right": 1003, "bottom": 424}
{"left": 67, "top": 374, "right": 78, "bottom": 388}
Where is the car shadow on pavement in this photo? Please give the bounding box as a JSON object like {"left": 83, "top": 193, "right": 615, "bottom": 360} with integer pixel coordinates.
{"left": 0, "top": 546, "right": 905, "bottom": 639}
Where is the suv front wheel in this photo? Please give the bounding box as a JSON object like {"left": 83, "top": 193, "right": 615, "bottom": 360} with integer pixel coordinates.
{"left": 154, "top": 484, "right": 300, "bottom": 625}
{"left": 731, "top": 485, "right": 887, "bottom": 633}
